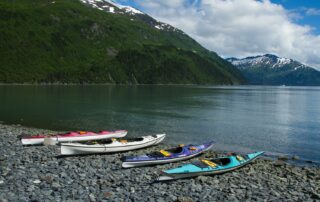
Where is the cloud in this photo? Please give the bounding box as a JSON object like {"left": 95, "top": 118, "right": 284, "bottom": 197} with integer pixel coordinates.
{"left": 305, "top": 8, "right": 320, "bottom": 16}
{"left": 123, "top": 0, "right": 320, "bottom": 69}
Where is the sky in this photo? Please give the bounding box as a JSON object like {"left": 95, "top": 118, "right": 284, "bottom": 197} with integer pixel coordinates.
{"left": 115, "top": 0, "right": 320, "bottom": 69}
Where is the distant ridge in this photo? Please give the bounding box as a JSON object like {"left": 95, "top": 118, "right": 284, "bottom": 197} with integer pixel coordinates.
{"left": 227, "top": 54, "right": 320, "bottom": 86}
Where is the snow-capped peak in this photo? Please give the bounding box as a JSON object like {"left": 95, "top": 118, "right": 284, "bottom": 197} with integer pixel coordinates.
{"left": 80, "top": 0, "right": 143, "bottom": 15}
{"left": 227, "top": 54, "right": 308, "bottom": 71}
{"left": 79, "top": 0, "right": 184, "bottom": 33}
{"left": 229, "top": 55, "right": 271, "bottom": 66}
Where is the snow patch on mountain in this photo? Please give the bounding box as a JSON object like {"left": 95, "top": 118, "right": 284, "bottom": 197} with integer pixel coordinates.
{"left": 79, "top": 0, "right": 184, "bottom": 33}
{"left": 80, "top": 0, "right": 143, "bottom": 15}
{"left": 227, "top": 54, "right": 311, "bottom": 71}
{"left": 272, "top": 57, "right": 292, "bottom": 68}
{"left": 230, "top": 56, "right": 270, "bottom": 66}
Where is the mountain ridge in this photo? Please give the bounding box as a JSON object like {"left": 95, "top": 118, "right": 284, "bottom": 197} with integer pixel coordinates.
{"left": 227, "top": 54, "right": 320, "bottom": 86}
{"left": 0, "top": 0, "right": 245, "bottom": 84}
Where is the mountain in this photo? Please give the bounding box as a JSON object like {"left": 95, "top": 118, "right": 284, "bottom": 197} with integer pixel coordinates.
{"left": 0, "top": 0, "right": 245, "bottom": 84}
{"left": 227, "top": 54, "right": 320, "bottom": 86}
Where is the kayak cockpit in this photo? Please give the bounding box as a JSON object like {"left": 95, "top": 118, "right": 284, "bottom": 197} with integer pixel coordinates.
{"left": 211, "top": 157, "right": 232, "bottom": 166}
{"left": 164, "top": 146, "right": 184, "bottom": 154}
{"left": 192, "top": 157, "right": 232, "bottom": 168}
{"left": 147, "top": 146, "right": 184, "bottom": 157}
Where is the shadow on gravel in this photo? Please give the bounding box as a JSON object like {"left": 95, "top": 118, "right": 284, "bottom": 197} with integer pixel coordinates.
{"left": 55, "top": 153, "right": 119, "bottom": 159}
{"left": 21, "top": 145, "right": 45, "bottom": 147}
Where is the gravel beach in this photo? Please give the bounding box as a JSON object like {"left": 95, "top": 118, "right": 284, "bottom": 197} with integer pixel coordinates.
{"left": 0, "top": 123, "right": 319, "bottom": 201}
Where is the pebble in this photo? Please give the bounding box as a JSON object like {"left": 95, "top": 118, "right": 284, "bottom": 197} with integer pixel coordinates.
{"left": 292, "top": 155, "right": 300, "bottom": 160}
{"left": 89, "top": 193, "right": 96, "bottom": 202}
{"left": 0, "top": 123, "right": 319, "bottom": 201}
{"left": 0, "top": 156, "right": 7, "bottom": 161}
{"left": 33, "top": 180, "right": 41, "bottom": 184}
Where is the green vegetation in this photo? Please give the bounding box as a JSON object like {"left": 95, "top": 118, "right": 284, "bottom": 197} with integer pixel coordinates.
{"left": 0, "top": 0, "right": 245, "bottom": 84}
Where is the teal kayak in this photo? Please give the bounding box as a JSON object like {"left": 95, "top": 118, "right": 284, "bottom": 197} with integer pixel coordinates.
{"left": 157, "top": 151, "right": 264, "bottom": 181}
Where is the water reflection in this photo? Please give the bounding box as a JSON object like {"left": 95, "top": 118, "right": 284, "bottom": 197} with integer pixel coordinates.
{"left": 0, "top": 85, "right": 319, "bottom": 162}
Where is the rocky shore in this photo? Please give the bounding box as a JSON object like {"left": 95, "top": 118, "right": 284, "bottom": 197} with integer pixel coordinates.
{"left": 0, "top": 123, "right": 319, "bottom": 201}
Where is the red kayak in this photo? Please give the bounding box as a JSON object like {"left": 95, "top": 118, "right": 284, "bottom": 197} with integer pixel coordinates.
{"left": 21, "top": 130, "right": 127, "bottom": 145}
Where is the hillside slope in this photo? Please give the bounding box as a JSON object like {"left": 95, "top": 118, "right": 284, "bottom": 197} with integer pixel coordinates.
{"left": 0, "top": 0, "right": 245, "bottom": 84}
{"left": 227, "top": 54, "right": 320, "bottom": 86}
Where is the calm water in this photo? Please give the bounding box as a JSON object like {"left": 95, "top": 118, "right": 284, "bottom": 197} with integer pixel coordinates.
{"left": 0, "top": 85, "right": 319, "bottom": 162}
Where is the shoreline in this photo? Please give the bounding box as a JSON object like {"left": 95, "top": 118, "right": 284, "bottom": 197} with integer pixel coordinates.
{"left": 0, "top": 123, "right": 319, "bottom": 201}
{"left": 1, "top": 83, "right": 320, "bottom": 87}
{"left": 1, "top": 122, "right": 318, "bottom": 167}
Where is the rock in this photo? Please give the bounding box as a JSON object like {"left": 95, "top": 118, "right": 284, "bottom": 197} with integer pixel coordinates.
{"left": 230, "top": 183, "right": 238, "bottom": 188}
{"left": 0, "top": 156, "right": 7, "bottom": 161}
{"left": 271, "top": 190, "right": 281, "bottom": 197}
{"left": 292, "top": 155, "right": 299, "bottom": 160}
{"left": 176, "top": 196, "right": 193, "bottom": 202}
{"left": 170, "top": 195, "right": 178, "bottom": 201}
{"left": 311, "top": 192, "right": 320, "bottom": 200}
{"left": 157, "top": 198, "right": 166, "bottom": 202}
{"left": 51, "top": 182, "right": 61, "bottom": 190}
{"left": 103, "top": 191, "right": 113, "bottom": 198}
{"left": 89, "top": 193, "right": 96, "bottom": 202}
{"left": 274, "top": 160, "right": 285, "bottom": 167}
{"left": 278, "top": 156, "right": 289, "bottom": 161}
{"left": 42, "top": 190, "right": 53, "bottom": 196}
{"left": 33, "top": 179, "right": 41, "bottom": 184}
{"left": 212, "top": 179, "right": 220, "bottom": 184}
{"left": 197, "top": 176, "right": 207, "bottom": 183}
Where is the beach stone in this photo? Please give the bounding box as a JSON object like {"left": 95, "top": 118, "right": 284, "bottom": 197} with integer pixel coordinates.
{"left": 89, "top": 193, "right": 96, "bottom": 202}
{"left": 197, "top": 176, "right": 207, "bottom": 183}
{"left": 103, "top": 191, "right": 114, "bottom": 198}
{"left": 292, "top": 155, "right": 299, "bottom": 160}
{"left": 43, "top": 190, "right": 53, "bottom": 196}
{"left": 311, "top": 192, "right": 320, "bottom": 200}
{"left": 176, "top": 196, "right": 193, "bottom": 202}
{"left": 271, "top": 190, "right": 281, "bottom": 197}
{"left": 278, "top": 156, "right": 289, "bottom": 161}
{"left": 0, "top": 156, "right": 7, "bottom": 161}
{"left": 157, "top": 198, "right": 166, "bottom": 202}
{"left": 26, "top": 185, "right": 35, "bottom": 192}
{"left": 33, "top": 179, "right": 41, "bottom": 184}
{"left": 274, "top": 160, "right": 285, "bottom": 167}
{"left": 51, "top": 182, "right": 61, "bottom": 190}
{"left": 212, "top": 179, "right": 220, "bottom": 184}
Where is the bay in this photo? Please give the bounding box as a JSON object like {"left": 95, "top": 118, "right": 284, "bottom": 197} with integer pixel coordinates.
{"left": 0, "top": 85, "right": 319, "bottom": 162}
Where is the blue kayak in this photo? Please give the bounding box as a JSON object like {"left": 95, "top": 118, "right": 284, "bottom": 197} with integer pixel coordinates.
{"left": 121, "top": 141, "right": 215, "bottom": 168}
{"left": 157, "top": 151, "right": 264, "bottom": 181}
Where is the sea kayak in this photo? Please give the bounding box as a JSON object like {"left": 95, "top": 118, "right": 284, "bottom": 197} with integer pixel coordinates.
{"left": 157, "top": 151, "right": 264, "bottom": 181}
{"left": 21, "top": 130, "right": 127, "bottom": 145}
{"left": 122, "top": 141, "right": 215, "bottom": 168}
{"left": 60, "top": 134, "right": 166, "bottom": 155}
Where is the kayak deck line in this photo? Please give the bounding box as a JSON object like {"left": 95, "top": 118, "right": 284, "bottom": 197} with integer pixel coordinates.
{"left": 121, "top": 141, "right": 215, "bottom": 168}
{"left": 60, "top": 134, "right": 166, "bottom": 155}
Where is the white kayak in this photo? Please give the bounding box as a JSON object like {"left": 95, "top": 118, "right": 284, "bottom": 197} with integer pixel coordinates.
{"left": 60, "top": 134, "right": 166, "bottom": 155}
{"left": 21, "top": 130, "right": 127, "bottom": 145}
